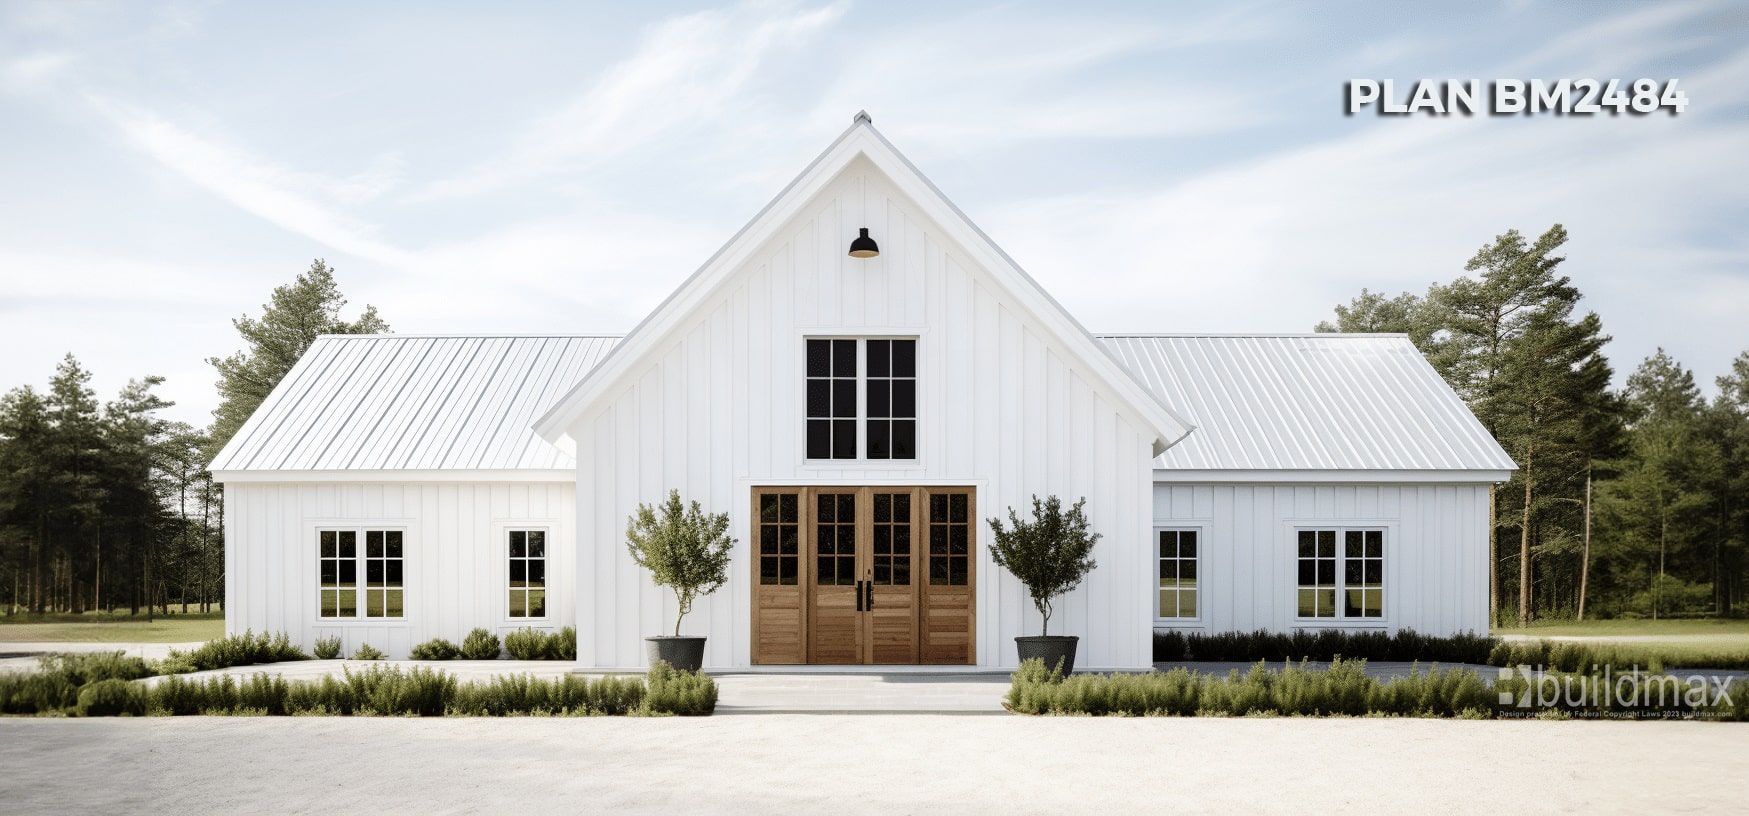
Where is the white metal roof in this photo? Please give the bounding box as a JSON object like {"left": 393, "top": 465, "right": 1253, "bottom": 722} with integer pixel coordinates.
{"left": 1099, "top": 334, "right": 1516, "bottom": 473}
{"left": 212, "top": 331, "right": 1511, "bottom": 478}
{"left": 208, "top": 335, "right": 618, "bottom": 472}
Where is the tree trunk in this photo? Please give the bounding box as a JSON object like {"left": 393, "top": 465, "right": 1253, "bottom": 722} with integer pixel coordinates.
{"left": 1518, "top": 441, "right": 1534, "bottom": 625}
{"left": 1655, "top": 505, "right": 1668, "bottom": 621}
{"left": 1577, "top": 468, "right": 1593, "bottom": 621}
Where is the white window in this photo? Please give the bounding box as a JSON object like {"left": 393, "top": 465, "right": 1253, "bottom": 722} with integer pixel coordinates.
{"left": 805, "top": 338, "right": 917, "bottom": 461}
{"left": 1296, "top": 528, "right": 1383, "bottom": 619}
{"left": 319, "top": 528, "right": 404, "bottom": 619}
{"left": 1157, "top": 528, "right": 1199, "bottom": 619}
{"left": 507, "top": 529, "right": 548, "bottom": 618}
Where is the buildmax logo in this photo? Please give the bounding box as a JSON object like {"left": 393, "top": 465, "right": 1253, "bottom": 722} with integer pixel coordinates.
{"left": 1497, "top": 665, "right": 1734, "bottom": 717}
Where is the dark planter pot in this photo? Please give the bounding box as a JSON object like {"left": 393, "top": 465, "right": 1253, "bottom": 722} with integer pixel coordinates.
{"left": 1015, "top": 635, "right": 1080, "bottom": 675}
{"left": 645, "top": 636, "right": 707, "bottom": 672}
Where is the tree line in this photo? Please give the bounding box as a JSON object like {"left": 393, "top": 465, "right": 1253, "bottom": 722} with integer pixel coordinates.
{"left": 0, "top": 260, "right": 385, "bottom": 616}
{"left": 1318, "top": 225, "right": 1749, "bottom": 624}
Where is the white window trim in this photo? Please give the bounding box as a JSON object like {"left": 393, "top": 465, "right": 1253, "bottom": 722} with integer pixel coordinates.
{"left": 307, "top": 519, "right": 414, "bottom": 625}
{"left": 1285, "top": 521, "right": 1393, "bottom": 625}
{"left": 1152, "top": 525, "right": 1205, "bottom": 626}
{"left": 797, "top": 332, "right": 926, "bottom": 468}
{"left": 496, "top": 520, "right": 558, "bottom": 626}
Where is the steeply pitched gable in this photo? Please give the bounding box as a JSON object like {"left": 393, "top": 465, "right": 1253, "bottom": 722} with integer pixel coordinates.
{"left": 534, "top": 113, "right": 1194, "bottom": 455}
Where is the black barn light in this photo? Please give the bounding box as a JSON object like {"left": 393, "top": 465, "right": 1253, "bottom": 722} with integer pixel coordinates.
{"left": 848, "top": 227, "right": 880, "bottom": 258}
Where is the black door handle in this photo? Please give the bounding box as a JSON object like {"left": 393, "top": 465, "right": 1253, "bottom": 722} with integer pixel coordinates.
{"left": 864, "top": 580, "right": 874, "bottom": 611}
{"left": 855, "top": 580, "right": 864, "bottom": 612}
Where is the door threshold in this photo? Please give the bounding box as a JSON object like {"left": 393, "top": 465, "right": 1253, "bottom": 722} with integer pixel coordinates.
{"left": 714, "top": 665, "right": 1008, "bottom": 676}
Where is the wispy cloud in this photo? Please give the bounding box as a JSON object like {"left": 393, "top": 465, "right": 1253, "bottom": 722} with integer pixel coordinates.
{"left": 84, "top": 95, "right": 412, "bottom": 265}
{"left": 418, "top": 1, "right": 848, "bottom": 201}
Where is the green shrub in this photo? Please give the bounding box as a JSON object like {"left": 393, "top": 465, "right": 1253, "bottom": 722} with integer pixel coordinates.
{"left": 1485, "top": 639, "right": 1746, "bottom": 672}
{"left": 162, "top": 631, "right": 310, "bottom": 673}
{"left": 1153, "top": 628, "right": 1496, "bottom": 665}
{"left": 131, "top": 665, "right": 694, "bottom": 717}
{"left": 547, "top": 627, "right": 577, "bottom": 661}
{"left": 640, "top": 661, "right": 717, "bottom": 716}
{"left": 352, "top": 644, "right": 385, "bottom": 661}
{"left": 1008, "top": 658, "right": 1747, "bottom": 720}
{"left": 313, "top": 635, "right": 343, "bottom": 660}
{"left": 37, "top": 651, "right": 155, "bottom": 686}
{"left": 410, "top": 639, "right": 460, "bottom": 660}
{"left": 0, "top": 671, "right": 79, "bottom": 715}
{"left": 76, "top": 678, "right": 147, "bottom": 717}
{"left": 460, "top": 628, "right": 501, "bottom": 660}
{"left": 504, "top": 628, "right": 550, "bottom": 660}
{"left": 1007, "top": 657, "right": 1495, "bottom": 717}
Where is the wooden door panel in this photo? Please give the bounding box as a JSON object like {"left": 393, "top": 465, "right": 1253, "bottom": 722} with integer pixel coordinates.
{"left": 753, "top": 486, "right": 974, "bottom": 666}
{"left": 751, "top": 490, "right": 806, "bottom": 664}
{"left": 808, "top": 491, "right": 860, "bottom": 664}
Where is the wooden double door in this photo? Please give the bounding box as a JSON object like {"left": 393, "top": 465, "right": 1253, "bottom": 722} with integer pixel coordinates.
{"left": 752, "top": 486, "right": 975, "bottom": 665}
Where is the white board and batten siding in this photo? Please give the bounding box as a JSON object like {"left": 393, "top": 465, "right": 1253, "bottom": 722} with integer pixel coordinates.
{"left": 1105, "top": 335, "right": 1515, "bottom": 638}
{"left": 212, "top": 336, "right": 613, "bottom": 658}
{"left": 223, "top": 481, "right": 575, "bottom": 658}
{"left": 567, "top": 153, "right": 1167, "bottom": 671}
{"left": 1150, "top": 482, "right": 1492, "bottom": 636}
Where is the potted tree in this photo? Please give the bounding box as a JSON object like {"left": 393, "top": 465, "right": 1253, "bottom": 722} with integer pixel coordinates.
{"left": 625, "top": 489, "right": 735, "bottom": 672}
{"left": 987, "top": 495, "right": 1100, "bottom": 674}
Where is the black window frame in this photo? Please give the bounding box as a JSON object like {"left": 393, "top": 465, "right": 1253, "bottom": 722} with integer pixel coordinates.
{"left": 804, "top": 337, "right": 918, "bottom": 462}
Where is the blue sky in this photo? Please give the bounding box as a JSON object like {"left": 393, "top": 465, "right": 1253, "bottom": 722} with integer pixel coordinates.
{"left": 2, "top": 1, "right": 1745, "bottom": 426}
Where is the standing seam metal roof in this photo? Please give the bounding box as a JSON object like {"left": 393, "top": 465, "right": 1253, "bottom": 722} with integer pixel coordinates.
{"left": 1099, "top": 334, "right": 1515, "bottom": 471}
{"left": 210, "top": 332, "right": 1512, "bottom": 474}
{"left": 208, "top": 335, "right": 618, "bottom": 471}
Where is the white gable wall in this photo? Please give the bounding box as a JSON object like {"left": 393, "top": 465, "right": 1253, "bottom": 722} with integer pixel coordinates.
{"left": 224, "top": 481, "right": 576, "bottom": 659}
{"left": 570, "top": 156, "right": 1159, "bottom": 670}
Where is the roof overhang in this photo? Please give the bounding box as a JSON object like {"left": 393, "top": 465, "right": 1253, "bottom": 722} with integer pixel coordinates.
{"left": 533, "top": 114, "right": 1195, "bottom": 458}
{"left": 211, "top": 469, "right": 578, "bottom": 484}
{"left": 1153, "top": 468, "right": 1514, "bottom": 484}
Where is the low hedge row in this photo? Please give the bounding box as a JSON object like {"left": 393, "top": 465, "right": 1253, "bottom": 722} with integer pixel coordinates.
{"left": 4, "top": 663, "right": 714, "bottom": 717}
{"left": 1486, "top": 639, "right": 1749, "bottom": 672}
{"left": 411, "top": 627, "right": 577, "bottom": 661}
{"left": 1153, "top": 629, "right": 1497, "bottom": 665}
{"left": 1008, "top": 658, "right": 1749, "bottom": 720}
{"left": 1152, "top": 628, "right": 1749, "bottom": 671}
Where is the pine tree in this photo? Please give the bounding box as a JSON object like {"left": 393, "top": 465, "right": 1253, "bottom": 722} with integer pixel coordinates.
{"left": 44, "top": 355, "right": 106, "bottom": 614}
{"left": 1427, "top": 225, "right": 1614, "bottom": 624}
{"left": 0, "top": 386, "right": 51, "bottom": 613}
{"left": 1599, "top": 351, "right": 1718, "bottom": 618}
{"left": 1708, "top": 351, "right": 1749, "bottom": 614}
{"left": 207, "top": 259, "right": 388, "bottom": 460}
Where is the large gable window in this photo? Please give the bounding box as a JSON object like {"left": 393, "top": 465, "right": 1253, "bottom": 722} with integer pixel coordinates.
{"left": 805, "top": 338, "right": 918, "bottom": 461}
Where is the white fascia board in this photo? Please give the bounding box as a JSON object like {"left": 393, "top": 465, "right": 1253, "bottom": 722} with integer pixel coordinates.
{"left": 1152, "top": 468, "right": 1515, "bottom": 484}
{"left": 211, "top": 468, "right": 577, "bottom": 484}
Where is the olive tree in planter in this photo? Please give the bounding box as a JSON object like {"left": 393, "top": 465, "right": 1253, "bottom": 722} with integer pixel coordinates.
{"left": 987, "top": 495, "right": 1099, "bottom": 674}
{"left": 626, "top": 489, "right": 735, "bottom": 672}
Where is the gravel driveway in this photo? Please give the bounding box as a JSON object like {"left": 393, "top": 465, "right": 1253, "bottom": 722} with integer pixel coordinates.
{"left": 2, "top": 716, "right": 1744, "bottom": 813}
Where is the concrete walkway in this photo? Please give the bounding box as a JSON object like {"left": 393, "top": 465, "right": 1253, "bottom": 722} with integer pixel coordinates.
{"left": 0, "top": 641, "right": 201, "bottom": 661}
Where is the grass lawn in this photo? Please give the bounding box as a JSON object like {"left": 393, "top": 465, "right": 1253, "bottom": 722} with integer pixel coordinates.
{"left": 1494, "top": 618, "right": 1749, "bottom": 638}
{"left": 1494, "top": 618, "right": 1749, "bottom": 668}
{"left": 0, "top": 610, "right": 224, "bottom": 643}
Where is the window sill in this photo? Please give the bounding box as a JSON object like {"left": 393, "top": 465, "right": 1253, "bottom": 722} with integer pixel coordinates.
{"left": 315, "top": 619, "right": 411, "bottom": 625}
{"left": 1290, "top": 619, "right": 1389, "bottom": 628}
